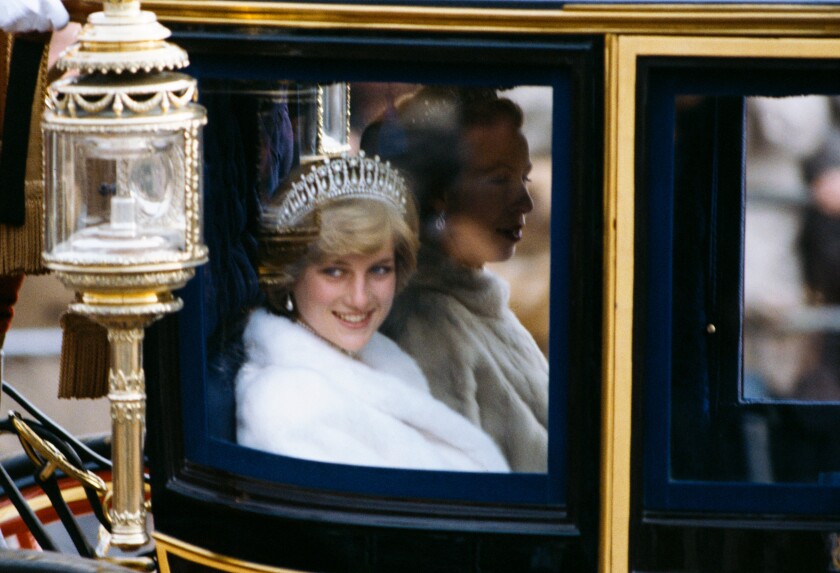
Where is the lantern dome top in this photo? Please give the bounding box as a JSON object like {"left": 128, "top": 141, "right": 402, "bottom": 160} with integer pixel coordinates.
{"left": 57, "top": 0, "right": 188, "bottom": 75}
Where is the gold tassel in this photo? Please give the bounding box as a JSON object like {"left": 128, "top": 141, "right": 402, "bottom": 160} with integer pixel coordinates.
{"left": 58, "top": 312, "right": 109, "bottom": 400}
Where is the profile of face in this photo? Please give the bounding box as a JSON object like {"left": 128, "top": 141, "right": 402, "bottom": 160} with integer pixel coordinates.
{"left": 292, "top": 239, "right": 397, "bottom": 353}
{"left": 440, "top": 118, "right": 534, "bottom": 268}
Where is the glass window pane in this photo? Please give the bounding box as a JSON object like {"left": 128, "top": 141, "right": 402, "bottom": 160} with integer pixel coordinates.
{"left": 744, "top": 96, "right": 840, "bottom": 405}
{"left": 201, "top": 80, "right": 553, "bottom": 474}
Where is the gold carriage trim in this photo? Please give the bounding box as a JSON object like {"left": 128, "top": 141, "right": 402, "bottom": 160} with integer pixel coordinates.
{"left": 154, "top": 532, "right": 314, "bottom": 573}
{"left": 66, "top": 1, "right": 840, "bottom": 38}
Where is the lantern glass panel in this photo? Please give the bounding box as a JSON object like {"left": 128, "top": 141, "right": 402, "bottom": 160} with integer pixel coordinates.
{"left": 45, "top": 129, "right": 188, "bottom": 263}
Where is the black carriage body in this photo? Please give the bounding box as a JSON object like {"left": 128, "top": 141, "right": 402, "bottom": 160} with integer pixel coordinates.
{"left": 118, "top": 3, "right": 840, "bottom": 573}
{"left": 144, "top": 24, "right": 603, "bottom": 573}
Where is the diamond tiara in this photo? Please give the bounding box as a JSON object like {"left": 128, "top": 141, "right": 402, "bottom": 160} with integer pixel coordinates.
{"left": 264, "top": 151, "right": 409, "bottom": 233}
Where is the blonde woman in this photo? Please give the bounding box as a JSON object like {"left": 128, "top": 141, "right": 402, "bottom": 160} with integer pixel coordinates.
{"left": 235, "top": 154, "right": 509, "bottom": 472}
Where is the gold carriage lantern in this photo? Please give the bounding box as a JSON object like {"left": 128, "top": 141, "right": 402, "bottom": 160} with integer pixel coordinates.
{"left": 41, "top": 0, "right": 207, "bottom": 550}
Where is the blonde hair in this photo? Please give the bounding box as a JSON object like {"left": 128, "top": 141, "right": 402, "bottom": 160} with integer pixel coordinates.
{"left": 264, "top": 197, "right": 418, "bottom": 315}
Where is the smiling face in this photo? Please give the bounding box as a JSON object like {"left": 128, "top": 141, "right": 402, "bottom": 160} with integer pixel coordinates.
{"left": 440, "top": 118, "right": 534, "bottom": 268}
{"left": 292, "top": 240, "right": 397, "bottom": 353}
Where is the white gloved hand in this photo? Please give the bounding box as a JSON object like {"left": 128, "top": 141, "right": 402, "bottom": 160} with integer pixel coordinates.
{"left": 0, "top": 0, "right": 69, "bottom": 33}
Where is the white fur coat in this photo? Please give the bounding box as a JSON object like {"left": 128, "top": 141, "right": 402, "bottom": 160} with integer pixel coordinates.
{"left": 381, "top": 246, "right": 549, "bottom": 472}
{"left": 235, "top": 309, "right": 509, "bottom": 472}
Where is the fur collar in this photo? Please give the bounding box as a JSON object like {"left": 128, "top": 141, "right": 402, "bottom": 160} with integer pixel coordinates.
{"left": 407, "top": 245, "right": 509, "bottom": 318}
{"left": 236, "top": 309, "right": 509, "bottom": 471}
{"left": 242, "top": 308, "right": 429, "bottom": 394}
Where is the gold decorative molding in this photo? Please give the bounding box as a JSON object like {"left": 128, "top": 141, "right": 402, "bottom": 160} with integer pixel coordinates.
{"left": 0, "top": 484, "right": 92, "bottom": 523}
{"left": 107, "top": 328, "right": 144, "bottom": 344}
{"left": 599, "top": 31, "right": 632, "bottom": 573}
{"left": 48, "top": 267, "right": 198, "bottom": 291}
{"left": 599, "top": 34, "right": 840, "bottom": 573}
{"left": 108, "top": 369, "right": 145, "bottom": 394}
{"left": 155, "top": 532, "right": 315, "bottom": 573}
{"left": 11, "top": 413, "right": 109, "bottom": 493}
{"left": 66, "top": 1, "right": 840, "bottom": 37}
{"left": 185, "top": 121, "right": 204, "bottom": 255}
{"left": 111, "top": 401, "right": 146, "bottom": 422}
{"left": 48, "top": 78, "right": 197, "bottom": 118}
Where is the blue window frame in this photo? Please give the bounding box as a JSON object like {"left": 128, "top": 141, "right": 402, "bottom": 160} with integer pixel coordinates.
{"left": 145, "top": 32, "right": 603, "bottom": 547}
{"left": 639, "top": 58, "right": 840, "bottom": 519}
{"left": 178, "top": 70, "right": 570, "bottom": 500}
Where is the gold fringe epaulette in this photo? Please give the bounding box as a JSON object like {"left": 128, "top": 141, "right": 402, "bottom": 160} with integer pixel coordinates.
{"left": 0, "top": 32, "right": 49, "bottom": 276}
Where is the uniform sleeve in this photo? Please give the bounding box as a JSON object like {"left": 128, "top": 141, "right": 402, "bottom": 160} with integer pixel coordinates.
{"left": 0, "top": 0, "right": 68, "bottom": 33}
{"left": 0, "top": 274, "right": 23, "bottom": 349}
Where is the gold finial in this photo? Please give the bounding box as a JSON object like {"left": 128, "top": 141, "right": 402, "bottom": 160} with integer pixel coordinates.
{"left": 57, "top": 0, "right": 188, "bottom": 75}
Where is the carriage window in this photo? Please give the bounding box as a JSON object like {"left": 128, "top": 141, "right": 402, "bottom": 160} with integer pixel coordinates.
{"left": 149, "top": 34, "right": 596, "bottom": 558}
{"left": 667, "top": 92, "right": 840, "bottom": 490}
{"left": 743, "top": 95, "right": 840, "bottom": 404}
{"left": 197, "top": 79, "right": 557, "bottom": 478}
{"left": 641, "top": 58, "right": 840, "bottom": 515}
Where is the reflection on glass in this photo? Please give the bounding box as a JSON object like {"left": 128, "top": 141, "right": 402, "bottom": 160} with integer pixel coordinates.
{"left": 671, "top": 94, "right": 840, "bottom": 486}
{"left": 744, "top": 95, "right": 840, "bottom": 403}
{"left": 203, "top": 81, "right": 552, "bottom": 473}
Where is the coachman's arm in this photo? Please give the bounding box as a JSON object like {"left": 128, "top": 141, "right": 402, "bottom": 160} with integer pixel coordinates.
{"left": 0, "top": 274, "right": 24, "bottom": 350}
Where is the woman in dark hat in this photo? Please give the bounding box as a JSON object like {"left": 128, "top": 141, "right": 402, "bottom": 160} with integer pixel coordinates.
{"left": 364, "top": 87, "right": 548, "bottom": 472}
{"left": 235, "top": 153, "right": 509, "bottom": 472}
